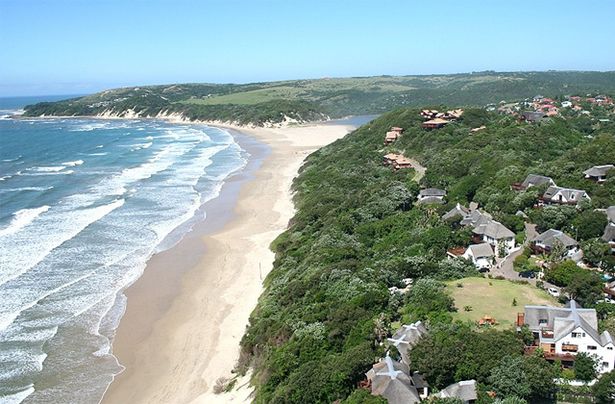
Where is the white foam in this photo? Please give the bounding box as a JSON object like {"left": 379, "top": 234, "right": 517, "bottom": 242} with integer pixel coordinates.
{"left": 2, "top": 156, "right": 22, "bottom": 162}
{"left": 0, "top": 198, "right": 125, "bottom": 288}
{"left": 0, "top": 175, "right": 12, "bottom": 181}
{"left": 0, "top": 206, "right": 50, "bottom": 237}
{"left": 0, "top": 385, "right": 35, "bottom": 404}
{"left": 61, "top": 160, "right": 84, "bottom": 167}
{"left": 88, "top": 152, "right": 108, "bottom": 156}
{"left": 30, "top": 166, "right": 66, "bottom": 172}
{"left": 0, "top": 186, "right": 54, "bottom": 193}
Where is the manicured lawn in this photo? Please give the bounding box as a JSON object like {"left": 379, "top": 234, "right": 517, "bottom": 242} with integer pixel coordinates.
{"left": 446, "top": 277, "right": 559, "bottom": 329}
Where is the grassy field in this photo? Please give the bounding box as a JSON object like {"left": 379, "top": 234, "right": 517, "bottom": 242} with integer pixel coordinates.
{"left": 446, "top": 277, "right": 559, "bottom": 329}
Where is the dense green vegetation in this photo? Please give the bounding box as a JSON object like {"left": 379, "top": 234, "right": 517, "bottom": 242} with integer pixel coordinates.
{"left": 237, "top": 107, "right": 614, "bottom": 402}
{"left": 23, "top": 71, "right": 615, "bottom": 125}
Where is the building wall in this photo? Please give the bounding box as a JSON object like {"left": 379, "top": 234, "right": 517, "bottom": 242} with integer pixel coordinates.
{"left": 554, "top": 326, "right": 615, "bottom": 373}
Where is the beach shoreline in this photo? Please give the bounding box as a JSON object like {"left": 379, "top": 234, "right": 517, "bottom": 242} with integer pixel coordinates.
{"left": 101, "top": 122, "right": 358, "bottom": 404}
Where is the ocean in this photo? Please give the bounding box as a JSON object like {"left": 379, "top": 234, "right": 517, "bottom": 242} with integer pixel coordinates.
{"left": 0, "top": 97, "right": 248, "bottom": 403}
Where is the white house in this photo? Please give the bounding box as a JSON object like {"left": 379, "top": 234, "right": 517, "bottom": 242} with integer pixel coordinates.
{"left": 543, "top": 186, "right": 590, "bottom": 206}
{"left": 462, "top": 243, "right": 494, "bottom": 271}
{"left": 520, "top": 300, "right": 615, "bottom": 373}
{"left": 531, "top": 229, "right": 580, "bottom": 259}
{"left": 472, "top": 219, "right": 516, "bottom": 257}
{"left": 561, "top": 101, "right": 573, "bottom": 108}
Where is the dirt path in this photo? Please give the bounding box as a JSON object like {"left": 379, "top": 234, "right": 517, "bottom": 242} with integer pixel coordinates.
{"left": 409, "top": 158, "right": 426, "bottom": 182}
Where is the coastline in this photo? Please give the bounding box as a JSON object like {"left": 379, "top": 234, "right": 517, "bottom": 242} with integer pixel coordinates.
{"left": 101, "top": 122, "right": 358, "bottom": 404}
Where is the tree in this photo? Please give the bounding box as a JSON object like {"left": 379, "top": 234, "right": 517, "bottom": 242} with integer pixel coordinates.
{"left": 488, "top": 356, "right": 531, "bottom": 399}
{"left": 592, "top": 370, "right": 615, "bottom": 404}
{"left": 544, "top": 260, "right": 585, "bottom": 286}
{"left": 564, "top": 270, "right": 604, "bottom": 307}
{"left": 572, "top": 210, "right": 608, "bottom": 241}
{"left": 402, "top": 279, "right": 455, "bottom": 323}
{"left": 523, "top": 352, "right": 557, "bottom": 399}
{"left": 581, "top": 238, "right": 610, "bottom": 268}
{"left": 548, "top": 240, "right": 568, "bottom": 265}
{"left": 574, "top": 352, "right": 598, "bottom": 381}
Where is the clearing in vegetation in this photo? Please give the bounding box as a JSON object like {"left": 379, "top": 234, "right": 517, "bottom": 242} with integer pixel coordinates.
{"left": 446, "top": 277, "right": 559, "bottom": 329}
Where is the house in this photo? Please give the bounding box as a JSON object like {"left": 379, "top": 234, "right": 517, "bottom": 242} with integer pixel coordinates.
{"left": 442, "top": 203, "right": 471, "bottom": 221}
{"left": 387, "top": 321, "right": 428, "bottom": 365}
{"left": 417, "top": 188, "right": 446, "bottom": 205}
{"left": 422, "top": 118, "right": 450, "bottom": 129}
{"left": 460, "top": 208, "right": 492, "bottom": 227}
{"left": 603, "top": 223, "right": 615, "bottom": 254}
{"left": 518, "top": 300, "right": 615, "bottom": 372}
{"left": 583, "top": 164, "right": 614, "bottom": 183}
{"left": 561, "top": 101, "right": 573, "bottom": 108}
{"left": 462, "top": 243, "right": 495, "bottom": 271}
{"left": 366, "top": 354, "right": 422, "bottom": 404}
{"left": 385, "top": 127, "right": 404, "bottom": 144}
{"left": 435, "top": 380, "right": 477, "bottom": 403}
{"left": 531, "top": 229, "right": 579, "bottom": 258}
{"left": 514, "top": 174, "right": 556, "bottom": 191}
{"left": 607, "top": 206, "right": 615, "bottom": 223}
{"left": 543, "top": 186, "right": 590, "bottom": 206}
{"left": 383, "top": 153, "right": 413, "bottom": 170}
{"left": 472, "top": 219, "right": 515, "bottom": 257}
{"left": 521, "top": 111, "right": 547, "bottom": 123}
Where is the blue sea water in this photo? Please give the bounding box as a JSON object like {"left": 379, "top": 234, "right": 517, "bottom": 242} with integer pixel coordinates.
{"left": 0, "top": 98, "right": 248, "bottom": 403}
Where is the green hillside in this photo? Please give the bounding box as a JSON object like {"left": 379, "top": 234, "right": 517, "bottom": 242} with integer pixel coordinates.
{"left": 23, "top": 71, "right": 615, "bottom": 125}
{"left": 238, "top": 108, "right": 615, "bottom": 402}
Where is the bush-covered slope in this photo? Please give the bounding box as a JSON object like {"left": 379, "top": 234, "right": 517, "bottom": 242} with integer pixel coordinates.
{"left": 239, "top": 108, "right": 614, "bottom": 402}
{"left": 23, "top": 71, "right": 615, "bottom": 125}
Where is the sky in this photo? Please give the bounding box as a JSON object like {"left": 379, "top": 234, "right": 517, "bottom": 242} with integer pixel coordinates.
{"left": 1, "top": 0, "right": 614, "bottom": 96}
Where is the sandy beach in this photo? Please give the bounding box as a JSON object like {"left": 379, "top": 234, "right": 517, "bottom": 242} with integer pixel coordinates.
{"left": 101, "top": 122, "right": 357, "bottom": 404}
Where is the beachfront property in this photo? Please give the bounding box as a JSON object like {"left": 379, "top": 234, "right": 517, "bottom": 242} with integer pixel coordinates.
{"left": 416, "top": 188, "right": 446, "bottom": 205}
{"left": 366, "top": 355, "right": 423, "bottom": 404}
{"left": 542, "top": 185, "right": 590, "bottom": 206}
{"left": 383, "top": 153, "right": 413, "bottom": 170}
{"left": 435, "top": 380, "right": 478, "bottom": 403}
{"left": 387, "top": 321, "right": 428, "bottom": 365}
{"left": 518, "top": 300, "right": 615, "bottom": 373}
{"left": 531, "top": 229, "right": 580, "bottom": 260}
{"left": 385, "top": 127, "right": 404, "bottom": 144}
{"left": 583, "top": 164, "right": 614, "bottom": 183}
{"left": 366, "top": 353, "right": 477, "bottom": 403}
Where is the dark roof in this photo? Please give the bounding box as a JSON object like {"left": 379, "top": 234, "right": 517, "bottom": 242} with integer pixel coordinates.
{"left": 532, "top": 229, "right": 578, "bottom": 248}
{"left": 473, "top": 220, "right": 515, "bottom": 239}
{"left": 543, "top": 186, "right": 589, "bottom": 202}
{"left": 521, "top": 174, "right": 554, "bottom": 189}
{"left": 522, "top": 111, "right": 547, "bottom": 122}
{"left": 419, "top": 188, "right": 446, "bottom": 197}
{"left": 466, "top": 243, "right": 494, "bottom": 258}
{"left": 583, "top": 164, "right": 614, "bottom": 177}
{"left": 442, "top": 203, "right": 470, "bottom": 221}
{"left": 603, "top": 223, "right": 615, "bottom": 242}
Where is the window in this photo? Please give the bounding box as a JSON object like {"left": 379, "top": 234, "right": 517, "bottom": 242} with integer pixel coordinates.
{"left": 539, "top": 319, "right": 548, "bottom": 326}
{"left": 587, "top": 345, "right": 597, "bottom": 350}
{"left": 608, "top": 347, "right": 613, "bottom": 350}
{"left": 602, "top": 362, "right": 609, "bottom": 368}
{"left": 571, "top": 332, "right": 586, "bottom": 338}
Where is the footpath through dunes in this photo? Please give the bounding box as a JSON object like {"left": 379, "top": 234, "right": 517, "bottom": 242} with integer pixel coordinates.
{"left": 101, "top": 122, "right": 359, "bottom": 404}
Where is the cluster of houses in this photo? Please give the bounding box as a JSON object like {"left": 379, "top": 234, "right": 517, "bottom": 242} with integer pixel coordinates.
{"left": 444, "top": 202, "right": 516, "bottom": 270}
{"left": 419, "top": 109, "right": 463, "bottom": 129}
{"left": 517, "top": 300, "right": 615, "bottom": 373}
{"left": 491, "top": 94, "right": 614, "bottom": 123}
{"left": 365, "top": 321, "right": 477, "bottom": 404}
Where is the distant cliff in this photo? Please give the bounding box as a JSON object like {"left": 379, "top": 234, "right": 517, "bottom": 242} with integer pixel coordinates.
{"left": 23, "top": 71, "right": 615, "bottom": 125}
